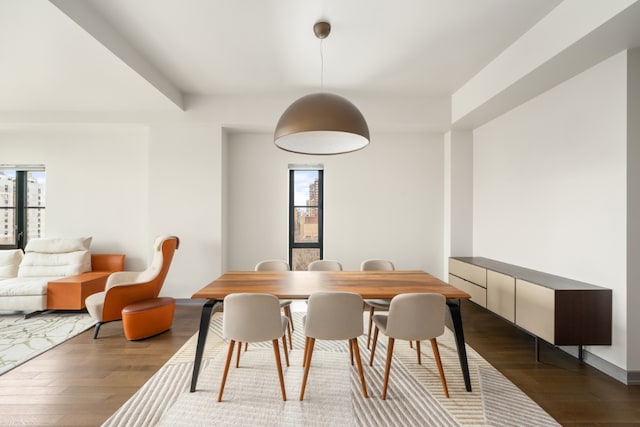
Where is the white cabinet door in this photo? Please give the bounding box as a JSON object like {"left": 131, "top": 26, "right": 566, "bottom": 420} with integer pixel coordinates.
{"left": 515, "top": 279, "right": 555, "bottom": 343}
{"left": 487, "top": 270, "right": 515, "bottom": 322}
{"left": 449, "top": 274, "right": 487, "bottom": 307}
{"left": 448, "top": 259, "right": 486, "bottom": 287}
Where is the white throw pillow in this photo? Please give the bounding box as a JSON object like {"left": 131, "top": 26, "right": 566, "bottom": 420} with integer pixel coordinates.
{"left": 24, "top": 237, "right": 92, "bottom": 254}
{"left": 18, "top": 250, "right": 91, "bottom": 278}
{"left": 0, "top": 249, "right": 24, "bottom": 279}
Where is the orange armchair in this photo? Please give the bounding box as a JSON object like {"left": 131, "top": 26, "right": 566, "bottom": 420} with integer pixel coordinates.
{"left": 86, "top": 235, "right": 179, "bottom": 339}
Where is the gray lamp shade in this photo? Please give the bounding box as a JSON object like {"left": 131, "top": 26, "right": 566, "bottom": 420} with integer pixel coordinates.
{"left": 274, "top": 92, "right": 370, "bottom": 155}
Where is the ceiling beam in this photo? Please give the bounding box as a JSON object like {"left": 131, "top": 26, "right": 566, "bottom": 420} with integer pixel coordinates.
{"left": 452, "top": 0, "right": 640, "bottom": 129}
{"left": 50, "top": 0, "right": 184, "bottom": 111}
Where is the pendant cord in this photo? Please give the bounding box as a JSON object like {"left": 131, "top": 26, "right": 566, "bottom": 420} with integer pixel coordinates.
{"left": 320, "top": 38, "right": 324, "bottom": 91}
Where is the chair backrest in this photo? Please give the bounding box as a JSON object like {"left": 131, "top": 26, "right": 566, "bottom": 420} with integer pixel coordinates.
{"left": 223, "top": 293, "right": 284, "bottom": 342}
{"left": 142, "top": 235, "right": 180, "bottom": 297}
{"left": 255, "top": 259, "right": 290, "bottom": 271}
{"left": 386, "top": 293, "right": 446, "bottom": 340}
{"left": 307, "top": 260, "right": 343, "bottom": 271}
{"left": 360, "top": 259, "right": 395, "bottom": 271}
{"left": 98, "top": 235, "right": 179, "bottom": 323}
{"left": 304, "top": 291, "right": 363, "bottom": 340}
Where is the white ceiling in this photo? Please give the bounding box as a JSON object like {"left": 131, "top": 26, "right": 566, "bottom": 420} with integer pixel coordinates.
{"left": 0, "top": 0, "right": 562, "bottom": 113}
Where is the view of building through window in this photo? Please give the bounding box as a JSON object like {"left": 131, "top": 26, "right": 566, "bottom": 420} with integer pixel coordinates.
{"left": 0, "top": 169, "right": 46, "bottom": 248}
{"left": 290, "top": 168, "right": 323, "bottom": 271}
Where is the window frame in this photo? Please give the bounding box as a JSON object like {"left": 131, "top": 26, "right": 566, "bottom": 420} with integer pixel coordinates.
{"left": 0, "top": 169, "right": 46, "bottom": 250}
{"left": 288, "top": 168, "right": 324, "bottom": 270}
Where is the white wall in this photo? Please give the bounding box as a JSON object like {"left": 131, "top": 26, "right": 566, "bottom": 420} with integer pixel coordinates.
{"left": 325, "top": 132, "right": 444, "bottom": 275}
{"left": 0, "top": 125, "right": 151, "bottom": 268}
{"left": 444, "top": 130, "right": 473, "bottom": 272}
{"left": 0, "top": 92, "right": 445, "bottom": 299}
{"left": 627, "top": 48, "right": 640, "bottom": 370}
{"left": 147, "top": 123, "right": 223, "bottom": 298}
{"left": 226, "top": 131, "right": 445, "bottom": 276}
{"left": 226, "top": 132, "right": 290, "bottom": 269}
{"left": 0, "top": 122, "right": 224, "bottom": 299}
{"left": 473, "top": 52, "right": 628, "bottom": 368}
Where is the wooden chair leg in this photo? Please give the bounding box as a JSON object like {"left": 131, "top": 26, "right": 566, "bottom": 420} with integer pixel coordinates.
{"left": 382, "top": 337, "right": 395, "bottom": 400}
{"left": 235, "top": 340, "right": 243, "bottom": 368}
{"left": 351, "top": 338, "right": 368, "bottom": 398}
{"left": 244, "top": 342, "right": 248, "bottom": 352}
{"left": 416, "top": 340, "right": 422, "bottom": 365}
{"left": 431, "top": 338, "right": 449, "bottom": 398}
{"left": 287, "top": 316, "right": 293, "bottom": 350}
{"left": 217, "top": 340, "right": 235, "bottom": 402}
{"left": 369, "top": 326, "right": 380, "bottom": 366}
{"left": 299, "top": 337, "right": 316, "bottom": 400}
{"left": 349, "top": 339, "right": 354, "bottom": 365}
{"left": 285, "top": 305, "right": 294, "bottom": 332}
{"left": 410, "top": 340, "right": 413, "bottom": 349}
{"left": 302, "top": 336, "right": 309, "bottom": 367}
{"left": 272, "top": 339, "right": 287, "bottom": 401}
{"left": 367, "top": 306, "right": 375, "bottom": 349}
{"left": 282, "top": 333, "right": 290, "bottom": 367}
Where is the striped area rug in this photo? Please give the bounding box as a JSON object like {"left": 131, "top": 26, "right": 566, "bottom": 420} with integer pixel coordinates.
{"left": 103, "top": 312, "right": 559, "bottom": 427}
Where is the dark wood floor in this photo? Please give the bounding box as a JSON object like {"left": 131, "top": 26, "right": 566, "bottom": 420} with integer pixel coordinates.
{"left": 0, "top": 305, "right": 201, "bottom": 426}
{"left": 0, "top": 300, "right": 638, "bottom": 426}
{"left": 457, "top": 300, "right": 640, "bottom": 426}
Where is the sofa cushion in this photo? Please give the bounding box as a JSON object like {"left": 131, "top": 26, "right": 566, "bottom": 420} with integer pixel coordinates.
{"left": 0, "top": 276, "right": 55, "bottom": 296}
{"left": 18, "top": 251, "right": 91, "bottom": 278}
{"left": 0, "top": 249, "right": 23, "bottom": 279}
{"left": 24, "top": 237, "right": 92, "bottom": 254}
{"left": 18, "top": 237, "right": 93, "bottom": 278}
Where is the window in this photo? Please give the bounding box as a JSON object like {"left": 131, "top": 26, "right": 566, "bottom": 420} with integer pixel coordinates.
{"left": 0, "top": 166, "right": 46, "bottom": 249}
{"left": 289, "top": 166, "right": 323, "bottom": 271}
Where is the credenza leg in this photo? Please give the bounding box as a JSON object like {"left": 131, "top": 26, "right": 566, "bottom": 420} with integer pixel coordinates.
{"left": 536, "top": 337, "right": 584, "bottom": 363}
{"left": 446, "top": 299, "right": 472, "bottom": 392}
{"left": 190, "top": 299, "right": 220, "bottom": 392}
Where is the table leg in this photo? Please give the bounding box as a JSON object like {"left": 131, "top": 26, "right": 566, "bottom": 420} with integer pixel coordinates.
{"left": 190, "top": 299, "right": 220, "bottom": 392}
{"left": 446, "top": 299, "right": 472, "bottom": 392}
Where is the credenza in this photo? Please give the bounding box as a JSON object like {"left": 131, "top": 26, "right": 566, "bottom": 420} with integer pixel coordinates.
{"left": 449, "top": 257, "right": 612, "bottom": 361}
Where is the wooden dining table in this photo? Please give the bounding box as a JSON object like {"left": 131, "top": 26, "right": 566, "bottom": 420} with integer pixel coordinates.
{"left": 189, "top": 270, "right": 473, "bottom": 392}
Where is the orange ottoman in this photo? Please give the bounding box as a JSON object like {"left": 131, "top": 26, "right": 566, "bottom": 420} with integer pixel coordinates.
{"left": 122, "top": 297, "right": 176, "bottom": 340}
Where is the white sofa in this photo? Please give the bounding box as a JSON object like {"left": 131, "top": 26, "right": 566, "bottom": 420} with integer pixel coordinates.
{"left": 0, "top": 237, "right": 92, "bottom": 312}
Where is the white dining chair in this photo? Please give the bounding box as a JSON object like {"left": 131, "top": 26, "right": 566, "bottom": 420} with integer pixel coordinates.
{"left": 300, "top": 291, "right": 368, "bottom": 400}
{"left": 218, "top": 293, "right": 290, "bottom": 402}
{"left": 361, "top": 259, "right": 395, "bottom": 349}
{"left": 255, "top": 259, "right": 294, "bottom": 348}
{"left": 307, "top": 260, "right": 343, "bottom": 271}
{"left": 255, "top": 259, "right": 290, "bottom": 272}
{"left": 369, "top": 293, "right": 449, "bottom": 400}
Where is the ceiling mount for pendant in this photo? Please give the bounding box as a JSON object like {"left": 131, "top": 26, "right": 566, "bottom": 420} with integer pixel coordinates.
{"left": 274, "top": 20, "right": 370, "bottom": 155}
{"left": 313, "top": 21, "right": 331, "bottom": 39}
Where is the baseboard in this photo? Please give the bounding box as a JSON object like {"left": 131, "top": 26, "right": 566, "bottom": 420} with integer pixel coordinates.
{"left": 627, "top": 371, "right": 640, "bottom": 385}
{"left": 559, "top": 345, "right": 639, "bottom": 385}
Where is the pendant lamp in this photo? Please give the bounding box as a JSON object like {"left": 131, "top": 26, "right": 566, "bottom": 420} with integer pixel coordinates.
{"left": 274, "top": 21, "right": 370, "bottom": 155}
